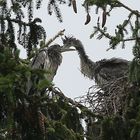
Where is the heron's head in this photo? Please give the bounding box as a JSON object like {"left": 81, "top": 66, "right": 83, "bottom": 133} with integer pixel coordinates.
{"left": 48, "top": 44, "right": 75, "bottom": 54}
{"left": 62, "top": 36, "right": 82, "bottom": 50}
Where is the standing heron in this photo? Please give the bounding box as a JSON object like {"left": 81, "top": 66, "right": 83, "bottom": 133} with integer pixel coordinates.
{"left": 62, "top": 36, "right": 131, "bottom": 115}
{"left": 62, "top": 36, "right": 129, "bottom": 87}
{"left": 27, "top": 44, "right": 74, "bottom": 95}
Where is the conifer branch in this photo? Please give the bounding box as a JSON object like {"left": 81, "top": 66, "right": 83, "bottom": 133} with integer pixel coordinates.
{"left": 0, "top": 16, "right": 41, "bottom": 26}
{"left": 116, "top": 1, "right": 140, "bottom": 17}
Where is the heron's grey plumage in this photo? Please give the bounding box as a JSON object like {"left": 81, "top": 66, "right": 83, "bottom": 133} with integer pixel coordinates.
{"left": 62, "top": 36, "right": 129, "bottom": 86}
{"left": 31, "top": 45, "right": 62, "bottom": 81}
{"left": 62, "top": 36, "right": 130, "bottom": 116}
{"left": 27, "top": 44, "right": 74, "bottom": 95}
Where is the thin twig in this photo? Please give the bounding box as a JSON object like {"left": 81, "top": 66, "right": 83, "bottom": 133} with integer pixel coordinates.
{"left": 45, "top": 29, "right": 65, "bottom": 47}
{"left": 106, "top": 37, "right": 140, "bottom": 51}
{"left": 75, "top": 75, "right": 129, "bottom": 116}
{"left": 116, "top": 1, "right": 140, "bottom": 17}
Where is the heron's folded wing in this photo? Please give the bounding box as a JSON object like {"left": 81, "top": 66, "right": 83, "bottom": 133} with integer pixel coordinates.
{"left": 31, "top": 50, "right": 48, "bottom": 69}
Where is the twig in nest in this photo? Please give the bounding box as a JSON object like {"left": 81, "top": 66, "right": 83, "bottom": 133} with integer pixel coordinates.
{"left": 75, "top": 75, "right": 129, "bottom": 116}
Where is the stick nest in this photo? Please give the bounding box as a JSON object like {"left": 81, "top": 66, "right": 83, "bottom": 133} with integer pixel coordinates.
{"left": 75, "top": 76, "right": 131, "bottom": 116}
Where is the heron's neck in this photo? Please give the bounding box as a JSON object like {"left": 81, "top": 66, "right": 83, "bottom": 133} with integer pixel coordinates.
{"left": 73, "top": 40, "right": 95, "bottom": 79}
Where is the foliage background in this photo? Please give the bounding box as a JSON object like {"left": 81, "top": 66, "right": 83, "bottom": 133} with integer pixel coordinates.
{"left": 0, "top": 0, "right": 140, "bottom": 140}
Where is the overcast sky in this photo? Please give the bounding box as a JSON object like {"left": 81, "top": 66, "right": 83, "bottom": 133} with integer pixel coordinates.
{"left": 20, "top": 0, "right": 139, "bottom": 98}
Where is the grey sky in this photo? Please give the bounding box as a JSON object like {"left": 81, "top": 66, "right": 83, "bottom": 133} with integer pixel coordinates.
{"left": 20, "top": 0, "right": 139, "bottom": 98}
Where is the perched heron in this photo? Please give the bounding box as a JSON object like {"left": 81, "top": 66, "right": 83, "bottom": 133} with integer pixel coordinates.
{"left": 27, "top": 44, "right": 74, "bottom": 95}
{"left": 62, "top": 36, "right": 129, "bottom": 87}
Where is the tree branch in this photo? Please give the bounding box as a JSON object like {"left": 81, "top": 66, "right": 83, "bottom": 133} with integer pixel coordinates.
{"left": 116, "top": 1, "right": 140, "bottom": 17}
{"left": 0, "top": 16, "right": 30, "bottom": 26}
{"left": 45, "top": 29, "right": 65, "bottom": 47}
{"left": 106, "top": 37, "right": 140, "bottom": 51}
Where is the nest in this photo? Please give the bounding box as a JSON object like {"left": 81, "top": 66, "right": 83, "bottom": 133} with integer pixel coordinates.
{"left": 75, "top": 76, "right": 130, "bottom": 116}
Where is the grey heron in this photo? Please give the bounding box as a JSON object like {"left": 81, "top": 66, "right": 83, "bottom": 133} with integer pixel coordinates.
{"left": 27, "top": 44, "right": 75, "bottom": 95}
{"left": 62, "top": 36, "right": 129, "bottom": 87}
{"left": 62, "top": 36, "right": 131, "bottom": 115}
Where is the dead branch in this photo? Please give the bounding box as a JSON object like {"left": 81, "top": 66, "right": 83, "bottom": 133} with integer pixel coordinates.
{"left": 45, "top": 29, "right": 65, "bottom": 47}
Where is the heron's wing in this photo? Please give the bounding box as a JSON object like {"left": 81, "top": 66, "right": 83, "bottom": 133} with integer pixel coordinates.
{"left": 95, "top": 58, "right": 129, "bottom": 84}
{"left": 26, "top": 50, "right": 49, "bottom": 95}
{"left": 105, "top": 57, "right": 130, "bottom": 64}
{"left": 31, "top": 49, "right": 49, "bottom": 69}
{"left": 31, "top": 49, "right": 58, "bottom": 82}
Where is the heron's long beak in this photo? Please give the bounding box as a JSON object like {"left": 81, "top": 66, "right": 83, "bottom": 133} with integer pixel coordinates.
{"left": 60, "top": 47, "right": 75, "bottom": 52}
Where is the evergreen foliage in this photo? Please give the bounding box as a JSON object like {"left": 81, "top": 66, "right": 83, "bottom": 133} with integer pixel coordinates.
{"left": 0, "top": 0, "right": 140, "bottom": 140}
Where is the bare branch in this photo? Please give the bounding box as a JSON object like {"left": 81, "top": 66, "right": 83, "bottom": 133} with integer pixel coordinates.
{"left": 45, "top": 29, "right": 65, "bottom": 47}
